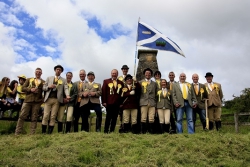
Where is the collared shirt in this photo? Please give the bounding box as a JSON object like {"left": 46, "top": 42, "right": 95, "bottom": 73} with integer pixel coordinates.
{"left": 193, "top": 82, "right": 199, "bottom": 89}
{"left": 207, "top": 82, "right": 214, "bottom": 91}
{"left": 179, "top": 82, "right": 188, "bottom": 93}
{"left": 145, "top": 79, "right": 151, "bottom": 84}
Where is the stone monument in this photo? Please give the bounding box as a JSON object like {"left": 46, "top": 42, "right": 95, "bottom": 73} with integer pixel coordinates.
{"left": 136, "top": 49, "right": 159, "bottom": 81}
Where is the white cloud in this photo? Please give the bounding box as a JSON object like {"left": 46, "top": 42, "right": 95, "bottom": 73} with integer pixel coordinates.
{"left": 44, "top": 45, "right": 56, "bottom": 53}
{"left": 0, "top": 0, "right": 249, "bottom": 101}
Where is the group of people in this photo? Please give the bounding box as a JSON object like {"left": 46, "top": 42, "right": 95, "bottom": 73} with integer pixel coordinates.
{"left": 0, "top": 64, "right": 223, "bottom": 135}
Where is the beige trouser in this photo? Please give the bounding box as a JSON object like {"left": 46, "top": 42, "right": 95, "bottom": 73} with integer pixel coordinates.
{"left": 141, "top": 105, "right": 155, "bottom": 123}
{"left": 158, "top": 109, "right": 170, "bottom": 124}
{"left": 123, "top": 109, "right": 137, "bottom": 124}
{"left": 57, "top": 105, "right": 74, "bottom": 122}
{"left": 15, "top": 102, "right": 41, "bottom": 135}
{"left": 42, "top": 98, "right": 59, "bottom": 126}
{"left": 208, "top": 106, "right": 221, "bottom": 122}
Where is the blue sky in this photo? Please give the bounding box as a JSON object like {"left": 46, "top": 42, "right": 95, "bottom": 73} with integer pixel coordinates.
{"left": 0, "top": 0, "right": 250, "bottom": 100}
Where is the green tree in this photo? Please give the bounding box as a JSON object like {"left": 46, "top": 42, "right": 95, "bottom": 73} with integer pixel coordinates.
{"left": 224, "top": 88, "right": 250, "bottom": 113}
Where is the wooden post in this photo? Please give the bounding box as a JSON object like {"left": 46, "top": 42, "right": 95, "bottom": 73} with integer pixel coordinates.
{"left": 234, "top": 112, "right": 239, "bottom": 133}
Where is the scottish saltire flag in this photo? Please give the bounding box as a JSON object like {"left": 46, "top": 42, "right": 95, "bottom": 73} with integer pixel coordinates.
{"left": 137, "top": 21, "right": 185, "bottom": 57}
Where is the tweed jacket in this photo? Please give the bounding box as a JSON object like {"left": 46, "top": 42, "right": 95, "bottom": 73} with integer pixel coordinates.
{"left": 204, "top": 82, "right": 223, "bottom": 107}
{"left": 22, "top": 78, "right": 45, "bottom": 103}
{"left": 64, "top": 82, "right": 78, "bottom": 107}
{"left": 156, "top": 88, "right": 173, "bottom": 110}
{"left": 101, "top": 78, "right": 124, "bottom": 106}
{"left": 192, "top": 83, "right": 208, "bottom": 109}
{"left": 121, "top": 82, "right": 141, "bottom": 110}
{"left": 172, "top": 82, "right": 197, "bottom": 108}
{"left": 79, "top": 82, "right": 102, "bottom": 107}
{"left": 43, "top": 76, "right": 69, "bottom": 103}
{"left": 73, "top": 80, "right": 88, "bottom": 104}
{"left": 139, "top": 79, "right": 158, "bottom": 107}
{"left": 167, "top": 81, "right": 177, "bottom": 92}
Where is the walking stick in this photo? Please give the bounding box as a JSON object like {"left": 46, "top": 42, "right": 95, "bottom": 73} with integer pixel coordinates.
{"left": 63, "top": 103, "right": 69, "bottom": 134}
{"left": 205, "top": 99, "right": 209, "bottom": 130}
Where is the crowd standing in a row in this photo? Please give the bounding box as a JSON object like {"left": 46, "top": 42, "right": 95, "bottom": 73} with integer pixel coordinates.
{"left": 0, "top": 64, "right": 223, "bottom": 135}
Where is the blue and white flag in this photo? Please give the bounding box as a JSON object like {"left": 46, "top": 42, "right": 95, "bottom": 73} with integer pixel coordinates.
{"left": 137, "top": 21, "right": 185, "bottom": 57}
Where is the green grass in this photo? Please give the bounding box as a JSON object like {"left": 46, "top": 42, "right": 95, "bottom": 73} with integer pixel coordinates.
{"left": 0, "top": 130, "right": 249, "bottom": 167}
{"left": 0, "top": 111, "right": 250, "bottom": 166}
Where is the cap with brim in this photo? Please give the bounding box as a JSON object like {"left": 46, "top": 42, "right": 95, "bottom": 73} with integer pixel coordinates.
{"left": 17, "top": 75, "right": 26, "bottom": 79}
{"left": 143, "top": 68, "right": 153, "bottom": 75}
{"left": 205, "top": 72, "right": 213, "bottom": 78}
{"left": 87, "top": 71, "right": 95, "bottom": 76}
{"left": 125, "top": 74, "right": 133, "bottom": 81}
{"left": 121, "top": 65, "right": 129, "bottom": 69}
{"left": 54, "top": 65, "right": 64, "bottom": 72}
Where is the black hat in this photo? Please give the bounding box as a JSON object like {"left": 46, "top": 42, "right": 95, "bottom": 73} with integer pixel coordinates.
{"left": 154, "top": 70, "right": 161, "bottom": 77}
{"left": 205, "top": 72, "right": 213, "bottom": 78}
{"left": 54, "top": 65, "right": 64, "bottom": 72}
{"left": 87, "top": 71, "right": 95, "bottom": 76}
{"left": 143, "top": 68, "right": 153, "bottom": 75}
{"left": 125, "top": 74, "right": 133, "bottom": 81}
{"left": 121, "top": 65, "right": 129, "bottom": 69}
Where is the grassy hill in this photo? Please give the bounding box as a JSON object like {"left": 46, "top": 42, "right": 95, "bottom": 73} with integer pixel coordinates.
{"left": 0, "top": 123, "right": 250, "bottom": 167}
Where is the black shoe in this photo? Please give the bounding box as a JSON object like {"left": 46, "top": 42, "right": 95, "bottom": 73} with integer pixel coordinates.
{"left": 149, "top": 123, "right": 154, "bottom": 134}
{"left": 58, "top": 122, "right": 63, "bottom": 133}
{"left": 165, "top": 124, "right": 170, "bottom": 133}
{"left": 209, "top": 121, "right": 214, "bottom": 130}
{"left": 131, "top": 124, "right": 137, "bottom": 134}
{"left": 202, "top": 122, "right": 206, "bottom": 130}
{"left": 141, "top": 123, "right": 147, "bottom": 134}
{"left": 169, "top": 129, "right": 176, "bottom": 134}
{"left": 48, "top": 126, "right": 54, "bottom": 134}
{"left": 66, "top": 122, "right": 71, "bottom": 133}
{"left": 42, "top": 125, "right": 47, "bottom": 134}
{"left": 215, "top": 121, "right": 221, "bottom": 131}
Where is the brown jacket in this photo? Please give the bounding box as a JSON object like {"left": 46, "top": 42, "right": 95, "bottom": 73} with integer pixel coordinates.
{"left": 79, "top": 82, "right": 102, "bottom": 107}
{"left": 22, "top": 78, "right": 45, "bottom": 103}
{"left": 204, "top": 82, "right": 223, "bottom": 107}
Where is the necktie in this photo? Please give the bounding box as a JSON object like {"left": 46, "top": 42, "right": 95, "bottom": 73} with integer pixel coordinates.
{"left": 79, "top": 82, "right": 83, "bottom": 90}
{"left": 55, "top": 76, "right": 58, "bottom": 82}
{"left": 113, "top": 80, "right": 117, "bottom": 88}
{"left": 195, "top": 84, "right": 198, "bottom": 95}
{"left": 163, "top": 89, "right": 167, "bottom": 97}
{"left": 182, "top": 83, "right": 187, "bottom": 99}
{"left": 128, "top": 85, "right": 131, "bottom": 90}
{"left": 78, "top": 82, "right": 83, "bottom": 102}
{"left": 170, "top": 83, "right": 173, "bottom": 90}
{"left": 156, "top": 80, "right": 160, "bottom": 88}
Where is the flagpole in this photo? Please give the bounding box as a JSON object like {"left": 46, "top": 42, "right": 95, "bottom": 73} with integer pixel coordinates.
{"left": 133, "top": 17, "right": 140, "bottom": 78}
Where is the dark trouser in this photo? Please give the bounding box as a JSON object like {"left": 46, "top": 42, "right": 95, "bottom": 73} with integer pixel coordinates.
{"left": 73, "top": 103, "right": 90, "bottom": 132}
{"left": 170, "top": 112, "right": 176, "bottom": 133}
{"left": 104, "top": 104, "right": 119, "bottom": 133}
{"left": 193, "top": 107, "right": 206, "bottom": 131}
{"left": 88, "top": 102, "right": 102, "bottom": 132}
